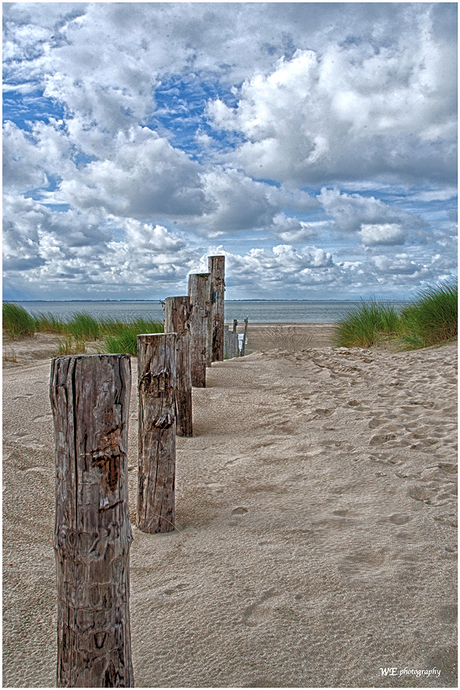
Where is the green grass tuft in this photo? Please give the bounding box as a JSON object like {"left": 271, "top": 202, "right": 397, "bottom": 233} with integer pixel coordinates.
{"left": 398, "top": 282, "right": 458, "bottom": 349}
{"left": 102, "top": 320, "right": 164, "bottom": 356}
{"left": 334, "top": 282, "right": 458, "bottom": 350}
{"left": 3, "top": 303, "right": 164, "bottom": 356}
{"left": 56, "top": 336, "right": 87, "bottom": 356}
{"left": 333, "top": 302, "right": 401, "bottom": 348}
{"left": 33, "top": 312, "right": 67, "bottom": 334}
{"left": 2, "top": 303, "right": 36, "bottom": 338}
{"left": 67, "top": 312, "right": 101, "bottom": 340}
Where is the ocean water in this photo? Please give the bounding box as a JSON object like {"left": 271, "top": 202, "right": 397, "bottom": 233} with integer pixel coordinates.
{"left": 14, "top": 299, "right": 409, "bottom": 324}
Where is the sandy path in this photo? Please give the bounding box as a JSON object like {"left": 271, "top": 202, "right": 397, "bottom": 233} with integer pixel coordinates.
{"left": 2, "top": 331, "right": 457, "bottom": 687}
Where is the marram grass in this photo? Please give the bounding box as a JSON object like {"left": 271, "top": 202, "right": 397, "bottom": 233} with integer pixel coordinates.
{"left": 2, "top": 302, "right": 36, "bottom": 338}
{"left": 334, "top": 282, "right": 458, "bottom": 350}
{"left": 102, "top": 320, "right": 164, "bottom": 356}
{"left": 333, "top": 302, "right": 401, "bottom": 348}
{"left": 398, "top": 283, "right": 458, "bottom": 349}
{"left": 66, "top": 312, "right": 101, "bottom": 341}
{"left": 3, "top": 304, "right": 164, "bottom": 355}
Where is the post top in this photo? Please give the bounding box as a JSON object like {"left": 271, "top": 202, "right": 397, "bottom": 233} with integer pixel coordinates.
{"left": 137, "top": 332, "right": 177, "bottom": 337}
{"left": 52, "top": 352, "right": 131, "bottom": 361}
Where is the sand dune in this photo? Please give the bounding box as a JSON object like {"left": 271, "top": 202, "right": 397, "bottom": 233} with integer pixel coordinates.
{"left": 2, "top": 327, "right": 457, "bottom": 687}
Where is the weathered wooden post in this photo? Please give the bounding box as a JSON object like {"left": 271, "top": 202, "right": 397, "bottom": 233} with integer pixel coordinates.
{"left": 224, "top": 325, "right": 239, "bottom": 359}
{"left": 208, "top": 255, "right": 225, "bottom": 362}
{"left": 164, "top": 297, "right": 193, "bottom": 437}
{"left": 137, "top": 332, "right": 177, "bottom": 533}
{"left": 206, "top": 302, "right": 213, "bottom": 369}
{"left": 232, "top": 319, "right": 238, "bottom": 333}
{"left": 241, "top": 317, "right": 249, "bottom": 357}
{"left": 188, "top": 272, "right": 211, "bottom": 387}
{"left": 50, "top": 354, "right": 134, "bottom": 688}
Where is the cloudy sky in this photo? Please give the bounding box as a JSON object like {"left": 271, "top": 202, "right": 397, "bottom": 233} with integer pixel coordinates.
{"left": 3, "top": 2, "right": 457, "bottom": 301}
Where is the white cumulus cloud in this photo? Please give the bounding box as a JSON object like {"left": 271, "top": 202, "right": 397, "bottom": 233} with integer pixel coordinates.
{"left": 358, "top": 224, "right": 407, "bottom": 246}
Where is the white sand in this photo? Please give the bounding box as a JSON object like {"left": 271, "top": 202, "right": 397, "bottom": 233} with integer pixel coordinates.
{"left": 2, "top": 328, "right": 457, "bottom": 687}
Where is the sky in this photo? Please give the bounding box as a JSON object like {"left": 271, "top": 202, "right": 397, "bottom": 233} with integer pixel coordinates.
{"left": 2, "top": 2, "right": 458, "bottom": 301}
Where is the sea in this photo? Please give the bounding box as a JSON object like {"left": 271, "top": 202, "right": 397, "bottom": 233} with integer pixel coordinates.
{"left": 13, "top": 300, "right": 409, "bottom": 324}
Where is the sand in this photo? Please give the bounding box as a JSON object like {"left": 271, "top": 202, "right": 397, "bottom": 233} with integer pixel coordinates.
{"left": 2, "top": 325, "right": 457, "bottom": 688}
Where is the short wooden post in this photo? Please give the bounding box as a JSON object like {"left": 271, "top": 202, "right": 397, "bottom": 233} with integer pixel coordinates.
{"left": 224, "top": 325, "right": 239, "bottom": 359}
{"left": 137, "top": 333, "right": 177, "bottom": 533}
{"left": 164, "top": 297, "right": 193, "bottom": 437}
{"left": 232, "top": 319, "right": 238, "bottom": 333}
{"left": 241, "top": 317, "right": 249, "bottom": 357}
{"left": 208, "top": 256, "right": 225, "bottom": 362}
{"left": 188, "top": 272, "right": 211, "bottom": 387}
{"left": 50, "top": 354, "right": 134, "bottom": 688}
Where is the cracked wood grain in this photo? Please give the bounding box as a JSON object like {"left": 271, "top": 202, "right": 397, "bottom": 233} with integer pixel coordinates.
{"left": 208, "top": 256, "right": 225, "bottom": 363}
{"left": 188, "top": 272, "right": 211, "bottom": 387}
{"left": 49, "top": 354, "right": 134, "bottom": 688}
{"left": 137, "top": 333, "right": 177, "bottom": 533}
{"left": 164, "top": 296, "right": 193, "bottom": 437}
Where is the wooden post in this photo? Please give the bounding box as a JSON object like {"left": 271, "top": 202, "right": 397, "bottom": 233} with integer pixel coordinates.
{"left": 188, "top": 272, "right": 211, "bottom": 387}
{"left": 137, "top": 333, "right": 177, "bottom": 533}
{"left": 206, "top": 301, "right": 213, "bottom": 369}
{"left": 50, "top": 354, "right": 134, "bottom": 688}
{"left": 164, "top": 297, "right": 193, "bottom": 437}
{"left": 241, "top": 317, "right": 249, "bottom": 357}
{"left": 224, "top": 325, "right": 228, "bottom": 359}
{"left": 208, "top": 256, "right": 225, "bottom": 362}
{"left": 232, "top": 319, "right": 238, "bottom": 333}
{"left": 224, "top": 325, "right": 239, "bottom": 359}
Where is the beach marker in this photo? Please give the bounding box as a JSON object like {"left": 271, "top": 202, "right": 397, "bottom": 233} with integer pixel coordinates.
{"left": 188, "top": 272, "right": 211, "bottom": 387}
{"left": 208, "top": 255, "right": 226, "bottom": 362}
{"left": 50, "top": 353, "right": 134, "bottom": 687}
{"left": 164, "top": 296, "right": 193, "bottom": 437}
{"left": 137, "top": 332, "right": 177, "bottom": 533}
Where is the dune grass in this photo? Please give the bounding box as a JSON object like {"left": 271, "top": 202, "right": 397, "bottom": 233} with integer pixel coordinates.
{"left": 2, "top": 302, "right": 36, "bottom": 338}
{"left": 102, "top": 320, "right": 164, "bottom": 356}
{"left": 33, "top": 312, "right": 67, "bottom": 334}
{"left": 3, "top": 303, "right": 164, "bottom": 355}
{"left": 56, "top": 335, "right": 87, "bottom": 356}
{"left": 334, "top": 282, "right": 458, "bottom": 350}
{"left": 333, "top": 302, "right": 401, "bottom": 348}
{"left": 398, "top": 283, "right": 458, "bottom": 349}
{"left": 66, "top": 312, "right": 101, "bottom": 341}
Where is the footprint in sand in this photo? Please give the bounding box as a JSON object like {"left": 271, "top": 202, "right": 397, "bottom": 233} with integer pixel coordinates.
{"left": 369, "top": 433, "right": 397, "bottom": 445}
{"left": 368, "top": 417, "right": 384, "bottom": 429}
{"left": 242, "top": 588, "right": 279, "bottom": 627}
{"left": 338, "top": 548, "right": 390, "bottom": 581}
{"left": 314, "top": 408, "right": 334, "bottom": 417}
{"left": 388, "top": 514, "right": 411, "bottom": 525}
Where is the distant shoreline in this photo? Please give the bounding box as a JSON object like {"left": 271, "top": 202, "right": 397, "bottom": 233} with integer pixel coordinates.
{"left": 8, "top": 298, "right": 409, "bottom": 303}
{"left": 3, "top": 300, "right": 410, "bottom": 327}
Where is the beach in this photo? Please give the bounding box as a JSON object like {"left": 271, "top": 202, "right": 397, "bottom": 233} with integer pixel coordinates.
{"left": 2, "top": 325, "right": 457, "bottom": 687}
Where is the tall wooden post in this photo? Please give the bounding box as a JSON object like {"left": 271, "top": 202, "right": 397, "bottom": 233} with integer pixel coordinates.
{"left": 188, "top": 272, "right": 211, "bottom": 387}
{"left": 164, "top": 297, "right": 193, "bottom": 437}
{"left": 137, "top": 333, "right": 177, "bottom": 533}
{"left": 241, "top": 317, "right": 249, "bottom": 357}
{"left": 50, "top": 354, "right": 134, "bottom": 688}
{"left": 208, "top": 255, "right": 225, "bottom": 362}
